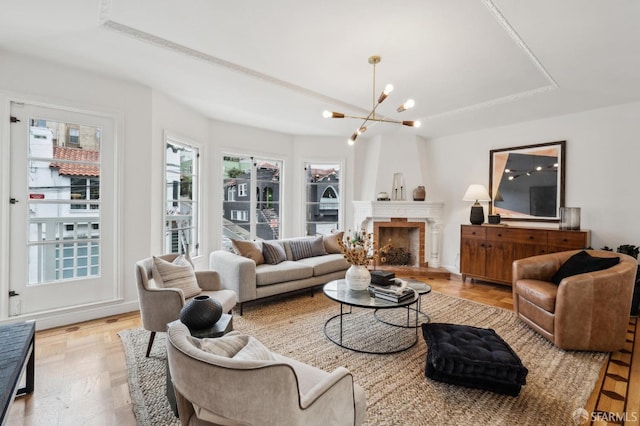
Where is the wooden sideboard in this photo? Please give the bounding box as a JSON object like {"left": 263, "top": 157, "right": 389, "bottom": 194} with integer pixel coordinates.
{"left": 460, "top": 224, "right": 590, "bottom": 286}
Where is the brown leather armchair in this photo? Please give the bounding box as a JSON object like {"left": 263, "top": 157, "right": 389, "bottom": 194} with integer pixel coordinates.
{"left": 512, "top": 250, "right": 637, "bottom": 351}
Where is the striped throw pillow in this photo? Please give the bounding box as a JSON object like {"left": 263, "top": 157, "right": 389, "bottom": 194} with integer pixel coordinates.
{"left": 152, "top": 255, "right": 202, "bottom": 299}
{"left": 262, "top": 241, "right": 287, "bottom": 265}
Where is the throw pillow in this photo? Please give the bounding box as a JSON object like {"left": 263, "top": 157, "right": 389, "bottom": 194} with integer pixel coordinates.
{"left": 231, "top": 239, "right": 265, "bottom": 265}
{"left": 233, "top": 336, "right": 277, "bottom": 361}
{"left": 289, "top": 239, "right": 313, "bottom": 261}
{"left": 152, "top": 255, "right": 202, "bottom": 299}
{"left": 551, "top": 250, "right": 620, "bottom": 285}
{"left": 323, "top": 231, "right": 344, "bottom": 254}
{"left": 262, "top": 241, "right": 287, "bottom": 265}
{"left": 198, "top": 331, "right": 247, "bottom": 357}
{"left": 310, "top": 235, "right": 328, "bottom": 256}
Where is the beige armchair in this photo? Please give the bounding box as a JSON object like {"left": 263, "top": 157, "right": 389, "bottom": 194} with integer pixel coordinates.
{"left": 166, "top": 322, "right": 367, "bottom": 426}
{"left": 512, "top": 249, "right": 637, "bottom": 351}
{"left": 135, "top": 254, "right": 237, "bottom": 357}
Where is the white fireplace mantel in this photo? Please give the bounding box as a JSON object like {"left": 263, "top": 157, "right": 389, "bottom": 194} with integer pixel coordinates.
{"left": 353, "top": 201, "right": 444, "bottom": 268}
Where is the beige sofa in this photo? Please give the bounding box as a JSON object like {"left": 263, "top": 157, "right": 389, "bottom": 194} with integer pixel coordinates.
{"left": 210, "top": 236, "right": 349, "bottom": 314}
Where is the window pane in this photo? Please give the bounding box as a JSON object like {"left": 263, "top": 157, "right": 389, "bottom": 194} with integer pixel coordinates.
{"left": 222, "top": 155, "right": 283, "bottom": 246}
{"left": 27, "top": 117, "right": 102, "bottom": 285}
{"left": 304, "top": 163, "right": 340, "bottom": 236}
{"left": 165, "top": 140, "right": 199, "bottom": 256}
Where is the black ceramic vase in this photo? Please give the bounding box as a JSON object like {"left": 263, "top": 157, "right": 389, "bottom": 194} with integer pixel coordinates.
{"left": 179, "top": 295, "right": 223, "bottom": 330}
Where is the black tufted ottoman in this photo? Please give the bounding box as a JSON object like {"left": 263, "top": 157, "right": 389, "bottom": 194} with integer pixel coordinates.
{"left": 421, "top": 323, "right": 528, "bottom": 396}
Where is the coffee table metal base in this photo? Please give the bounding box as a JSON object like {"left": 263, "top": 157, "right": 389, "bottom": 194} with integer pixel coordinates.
{"left": 323, "top": 303, "right": 419, "bottom": 355}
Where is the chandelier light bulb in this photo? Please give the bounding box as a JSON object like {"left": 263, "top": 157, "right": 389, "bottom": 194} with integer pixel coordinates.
{"left": 397, "top": 99, "right": 415, "bottom": 112}
{"left": 322, "top": 110, "right": 332, "bottom": 118}
{"left": 414, "top": 120, "right": 421, "bottom": 128}
{"left": 384, "top": 84, "right": 394, "bottom": 94}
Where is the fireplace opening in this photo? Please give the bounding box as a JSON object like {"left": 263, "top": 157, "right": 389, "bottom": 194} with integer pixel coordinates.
{"left": 374, "top": 219, "right": 425, "bottom": 268}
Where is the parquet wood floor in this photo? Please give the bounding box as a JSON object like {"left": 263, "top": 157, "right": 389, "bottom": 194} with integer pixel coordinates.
{"left": 6, "top": 277, "right": 638, "bottom": 425}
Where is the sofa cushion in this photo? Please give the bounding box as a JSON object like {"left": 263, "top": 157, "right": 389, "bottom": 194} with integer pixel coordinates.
{"left": 421, "top": 323, "right": 528, "bottom": 396}
{"left": 152, "top": 255, "right": 202, "bottom": 299}
{"left": 262, "top": 241, "right": 287, "bottom": 265}
{"left": 323, "top": 231, "right": 344, "bottom": 254}
{"left": 231, "top": 239, "right": 264, "bottom": 265}
{"left": 297, "top": 254, "right": 349, "bottom": 276}
{"left": 551, "top": 250, "right": 620, "bottom": 285}
{"left": 256, "top": 261, "right": 314, "bottom": 286}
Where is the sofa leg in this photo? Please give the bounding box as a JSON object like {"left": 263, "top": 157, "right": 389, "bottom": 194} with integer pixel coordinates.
{"left": 239, "top": 303, "right": 243, "bottom": 316}
{"left": 145, "top": 331, "right": 156, "bottom": 358}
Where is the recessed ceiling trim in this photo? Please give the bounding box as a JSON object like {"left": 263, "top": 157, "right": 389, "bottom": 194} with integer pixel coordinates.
{"left": 99, "top": 11, "right": 368, "bottom": 116}
{"left": 426, "top": 84, "right": 556, "bottom": 120}
{"left": 482, "top": 0, "right": 558, "bottom": 88}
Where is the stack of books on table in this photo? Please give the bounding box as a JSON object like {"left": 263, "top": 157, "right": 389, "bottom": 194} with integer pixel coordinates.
{"left": 369, "top": 283, "right": 415, "bottom": 303}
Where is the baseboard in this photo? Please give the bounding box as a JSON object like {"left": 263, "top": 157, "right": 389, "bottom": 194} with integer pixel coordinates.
{"left": 0, "top": 300, "right": 140, "bottom": 330}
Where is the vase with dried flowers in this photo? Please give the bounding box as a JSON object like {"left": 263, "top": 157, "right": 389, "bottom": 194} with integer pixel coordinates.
{"left": 338, "top": 230, "right": 377, "bottom": 291}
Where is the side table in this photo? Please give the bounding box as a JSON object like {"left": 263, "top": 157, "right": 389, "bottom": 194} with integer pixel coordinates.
{"left": 166, "top": 314, "right": 233, "bottom": 417}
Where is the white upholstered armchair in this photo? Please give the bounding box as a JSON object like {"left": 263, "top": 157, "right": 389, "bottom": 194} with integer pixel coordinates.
{"left": 135, "top": 254, "right": 237, "bottom": 357}
{"left": 166, "top": 322, "right": 367, "bottom": 426}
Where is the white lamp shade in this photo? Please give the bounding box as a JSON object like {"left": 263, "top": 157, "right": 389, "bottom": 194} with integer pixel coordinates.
{"left": 463, "top": 184, "right": 491, "bottom": 202}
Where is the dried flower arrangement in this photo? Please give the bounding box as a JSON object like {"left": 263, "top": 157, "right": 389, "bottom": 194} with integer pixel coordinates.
{"left": 338, "top": 230, "right": 377, "bottom": 266}
{"left": 338, "top": 230, "right": 394, "bottom": 267}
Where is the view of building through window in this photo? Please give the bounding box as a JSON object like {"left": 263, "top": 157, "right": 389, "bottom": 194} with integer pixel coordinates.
{"left": 27, "top": 119, "right": 101, "bottom": 283}
{"left": 304, "top": 163, "right": 341, "bottom": 236}
{"left": 222, "top": 155, "right": 281, "bottom": 249}
{"left": 165, "top": 139, "right": 199, "bottom": 256}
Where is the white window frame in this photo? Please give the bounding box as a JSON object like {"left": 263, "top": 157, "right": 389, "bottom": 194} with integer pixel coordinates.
{"left": 163, "top": 133, "right": 201, "bottom": 258}
{"left": 238, "top": 183, "right": 248, "bottom": 197}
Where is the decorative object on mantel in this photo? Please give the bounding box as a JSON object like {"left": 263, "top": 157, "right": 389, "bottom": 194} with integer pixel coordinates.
{"left": 412, "top": 186, "right": 426, "bottom": 201}
{"left": 463, "top": 184, "right": 491, "bottom": 225}
{"left": 179, "top": 295, "right": 223, "bottom": 331}
{"left": 392, "top": 173, "right": 405, "bottom": 200}
{"left": 377, "top": 192, "right": 390, "bottom": 201}
{"left": 559, "top": 207, "right": 581, "bottom": 230}
{"left": 322, "top": 55, "right": 421, "bottom": 145}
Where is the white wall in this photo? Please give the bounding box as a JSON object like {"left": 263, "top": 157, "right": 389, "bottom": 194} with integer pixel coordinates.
{"left": 426, "top": 101, "right": 640, "bottom": 273}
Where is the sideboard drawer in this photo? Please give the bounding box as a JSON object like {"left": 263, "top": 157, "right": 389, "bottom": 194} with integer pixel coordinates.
{"left": 548, "top": 231, "right": 589, "bottom": 249}
{"left": 461, "top": 226, "right": 486, "bottom": 239}
{"left": 486, "top": 227, "right": 546, "bottom": 244}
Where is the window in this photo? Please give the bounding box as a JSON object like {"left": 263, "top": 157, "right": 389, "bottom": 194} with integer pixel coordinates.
{"left": 70, "top": 177, "right": 99, "bottom": 210}
{"left": 304, "top": 163, "right": 342, "bottom": 236}
{"left": 238, "top": 183, "right": 247, "bottom": 197}
{"left": 68, "top": 128, "right": 80, "bottom": 145}
{"left": 164, "top": 136, "right": 200, "bottom": 257}
{"left": 231, "top": 210, "right": 248, "bottom": 221}
{"left": 222, "top": 155, "right": 282, "bottom": 248}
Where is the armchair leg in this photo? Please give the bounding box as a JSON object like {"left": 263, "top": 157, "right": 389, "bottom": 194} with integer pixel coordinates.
{"left": 145, "top": 331, "right": 156, "bottom": 358}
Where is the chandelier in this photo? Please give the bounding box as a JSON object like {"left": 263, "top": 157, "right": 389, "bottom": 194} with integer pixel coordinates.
{"left": 323, "top": 55, "right": 421, "bottom": 145}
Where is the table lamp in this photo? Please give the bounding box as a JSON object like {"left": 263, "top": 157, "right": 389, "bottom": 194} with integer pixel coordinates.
{"left": 463, "top": 184, "right": 491, "bottom": 225}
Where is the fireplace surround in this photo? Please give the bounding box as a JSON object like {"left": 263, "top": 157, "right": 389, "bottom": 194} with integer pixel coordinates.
{"left": 353, "top": 201, "right": 444, "bottom": 268}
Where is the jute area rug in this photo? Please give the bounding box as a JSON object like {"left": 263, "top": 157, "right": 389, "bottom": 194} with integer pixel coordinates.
{"left": 119, "top": 291, "right": 607, "bottom": 425}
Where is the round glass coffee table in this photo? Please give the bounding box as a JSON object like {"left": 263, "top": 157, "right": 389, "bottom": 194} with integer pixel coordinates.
{"left": 374, "top": 280, "right": 431, "bottom": 328}
{"left": 322, "top": 279, "right": 420, "bottom": 354}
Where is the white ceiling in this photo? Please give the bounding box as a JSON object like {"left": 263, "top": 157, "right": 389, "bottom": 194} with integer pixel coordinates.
{"left": 1, "top": 0, "right": 638, "bottom": 139}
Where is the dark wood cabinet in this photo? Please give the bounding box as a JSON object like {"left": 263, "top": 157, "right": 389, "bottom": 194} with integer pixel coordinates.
{"left": 460, "top": 224, "right": 590, "bottom": 286}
